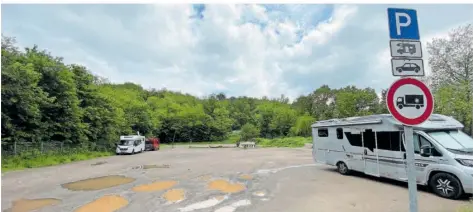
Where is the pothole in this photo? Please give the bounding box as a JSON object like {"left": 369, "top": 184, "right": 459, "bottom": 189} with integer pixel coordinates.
{"left": 62, "top": 175, "right": 135, "bottom": 191}
{"left": 208, "top": 179, "right": 246, "bottom": 193}
{"left": 8, "top": 198, "right": 61, "bottom": 212}
{"left": 132, "top": 180, "right": 177, "bottom": 192}
{"left": 214, "top": 199, "right": 251, "bottom": 212}
{"left": 144, "top": 164, "right": 170, "bottom": 169}
{"left": 132, "top": 164, "right": 170, "bottom": 169}
{"left": 238, "top": 174, "right": 253, "bottom": 180}
{"left": 74, "top": 195, "right": 128, "bottom": 212}
{"left": 91, "top": 161, "right": 107, "bottom": 166}
{"left": 163, "top": 189, "right": 186, "bottom": 203}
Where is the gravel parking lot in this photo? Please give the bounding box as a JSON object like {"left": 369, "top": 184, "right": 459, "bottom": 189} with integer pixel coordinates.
{"left": 1, "top": 147, "right": 470, "bottom": 212}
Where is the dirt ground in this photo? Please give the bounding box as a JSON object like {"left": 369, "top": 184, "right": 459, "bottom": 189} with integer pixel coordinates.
{"left": 1, "top": 147, "right": 471, "bottom": 212}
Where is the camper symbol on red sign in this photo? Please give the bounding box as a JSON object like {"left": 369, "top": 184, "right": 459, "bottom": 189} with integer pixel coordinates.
{"left": 386, "top": 77, "right": 434, "bottom": 126}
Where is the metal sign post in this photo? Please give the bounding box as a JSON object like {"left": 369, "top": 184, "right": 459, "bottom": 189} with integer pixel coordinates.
{"left": 404, "top": 126, "right": 418, "bottom": 212}
{"left": 387, "top": 8, "right": 426, "bottom": 212}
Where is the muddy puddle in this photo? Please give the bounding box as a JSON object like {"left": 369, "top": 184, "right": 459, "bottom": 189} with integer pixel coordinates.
{"left": 7, "top": 198, "right": 61, "bottom": 212}
{"left": 62, "top": 175, "right": 135, "bottom": 191}
{"left": 163, "top": 189, "right": 186, "bottom": 203}
{"left": 132, "top": 180, "right": 177, "bottom": 192}
{"left": 74, "top": 195, "right": 128, "bottom": 212}
{"left": 208, "top": 179, "right": 246, "bottom": 193}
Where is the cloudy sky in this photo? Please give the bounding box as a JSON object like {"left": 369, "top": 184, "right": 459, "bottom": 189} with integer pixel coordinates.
{"left": 2, "top": 4, "right": 473, "bottom": 100}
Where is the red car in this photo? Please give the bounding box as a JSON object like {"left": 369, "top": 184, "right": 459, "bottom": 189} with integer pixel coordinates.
{"left": 145, "top": 137, "right": 160, "bottom": 151}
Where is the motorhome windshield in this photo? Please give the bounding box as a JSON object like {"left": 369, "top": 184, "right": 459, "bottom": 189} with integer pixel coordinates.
{"left": 427, "top": 130, "right": 473, "bottom": 151}
{"left": 119, "top": 140, "right": 134, "bottom": 146}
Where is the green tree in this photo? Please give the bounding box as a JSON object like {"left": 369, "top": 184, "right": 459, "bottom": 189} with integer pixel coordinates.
{"left": 427, "top": 23, "right": 473, "bottom": 135}
{"left": 289, "top": 114, "right": 316, "bottom": 137}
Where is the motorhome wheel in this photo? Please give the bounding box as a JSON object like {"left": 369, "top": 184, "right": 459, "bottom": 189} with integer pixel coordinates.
{"left": 337, "top": 162, "right": 350, "bottom": 175}
{"left": 416, "top": 105, "right": 420, "bottom": 109}
{"left": 429, "top": 172, "right": 463, "bottom": 200}
{"left": 397, "top": 104, "right": 403, "bottom": 109}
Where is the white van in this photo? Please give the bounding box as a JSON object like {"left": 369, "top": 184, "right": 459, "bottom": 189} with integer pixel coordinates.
{"left": 116, "top": 134, "right": 145, "bottom": 155}
{"left": 311, "top": 114, "right": 473, "bottom": 199}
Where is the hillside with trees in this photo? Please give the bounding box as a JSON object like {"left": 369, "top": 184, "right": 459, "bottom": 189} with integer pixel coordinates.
{"left": 1, "top": 24, "right": 472, "bottom": 151}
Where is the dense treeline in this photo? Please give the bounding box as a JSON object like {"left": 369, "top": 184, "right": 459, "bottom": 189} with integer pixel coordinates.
{"left": 1, "top": 25, "right": 472, "bottom": 147}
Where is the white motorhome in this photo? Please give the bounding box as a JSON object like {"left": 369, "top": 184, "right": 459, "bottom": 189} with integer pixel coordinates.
{"left": 311, "top": 114, "right": 473, "bottom": 200}
{"left": 116, "top": 132, "right": 145, "bottom": 155}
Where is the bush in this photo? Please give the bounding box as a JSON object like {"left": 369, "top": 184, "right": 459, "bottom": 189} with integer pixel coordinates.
{"left": 241, "top": 123, "right": 260, "bottom": 141}
{"left": 255, "top": 136, "right": 310, "bottom": 148}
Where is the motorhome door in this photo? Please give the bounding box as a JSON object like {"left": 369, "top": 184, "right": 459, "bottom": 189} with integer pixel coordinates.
{"left": 362, "top": 129, "right": 380, "bottom": 177}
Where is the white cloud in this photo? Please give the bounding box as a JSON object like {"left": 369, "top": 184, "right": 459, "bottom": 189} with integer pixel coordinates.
{"left": 2, "top": 4, "right": 473, "bottom": 100}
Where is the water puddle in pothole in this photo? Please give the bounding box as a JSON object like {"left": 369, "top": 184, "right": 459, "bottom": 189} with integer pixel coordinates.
{"left": 238, "top": 174, "right": 253, "bottom": 180}
{"left": 178, "top": 195, "right": 227, "bottom": 212}
{"left": 163, "top": 189, "right": 186, "bottom": 203}
{"left": 132, "top": 180, "right": 177, "bottom": 192}
{"left": 214, "top": 199, "right": 251, "bottom": 212}
{"left": 62, "top": 175, "right": 135, "bottom": 191}
{"left": 7, "top": 198, "right": 61, "bottom": 212}
{"left": 208, "top": 179, "right": 245, "bottom": 193}
{"left": 74, "top": 195, "right": 128, "bottom": 212}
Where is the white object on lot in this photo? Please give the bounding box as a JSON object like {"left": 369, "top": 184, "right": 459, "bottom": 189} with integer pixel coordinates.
{"left": 311, "top": 114, "right": 473, "bottom": 200}
{"left": 214, "top": 199, "right": 251, "bottom": 212}
{"left": 116, "top": 134, "right": 145, "bottom": 155}
{"left": 240, "top": 142, "right": 256, "bottom": 148}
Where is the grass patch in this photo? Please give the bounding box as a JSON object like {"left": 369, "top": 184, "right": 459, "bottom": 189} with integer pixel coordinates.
{"left": 2, "top": 151, "right": 113, "bottom": 173}
{"left": 457, "top": 201, "right": 473, "bottom": 212}
{"left": 255, "top": 137, "right": 311, "bottom": 148}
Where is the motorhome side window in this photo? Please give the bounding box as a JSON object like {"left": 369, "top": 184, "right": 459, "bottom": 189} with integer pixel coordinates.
{"left": 344, "top": 131, "right": 404, "bottom": 152}
{"left": 318, "top": 129, "right": 328, "bottom": 137}
{"left": 376, "top": 131, "right": 402, "bottom": 151}
{"left": 336, "top": 128, "right": 343, "bottom": 139}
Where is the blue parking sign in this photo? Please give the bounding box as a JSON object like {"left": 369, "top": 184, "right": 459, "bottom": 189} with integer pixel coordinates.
{"left": 387, "top": 8, "right": 420, "bottom": 40}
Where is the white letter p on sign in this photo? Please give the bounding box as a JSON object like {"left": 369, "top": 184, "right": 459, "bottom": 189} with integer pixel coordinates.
{"left": 395, "top": 12, "right": 411, "bottom": 36}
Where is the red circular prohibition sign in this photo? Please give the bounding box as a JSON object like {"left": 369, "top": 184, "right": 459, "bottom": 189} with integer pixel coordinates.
{"left": 386, "top": 78, "right": 434, "bottom": 126}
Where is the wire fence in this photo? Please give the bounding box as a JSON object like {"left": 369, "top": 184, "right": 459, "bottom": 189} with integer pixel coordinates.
{"left": 1, "top": 141, "right": 114, "bottom": 158}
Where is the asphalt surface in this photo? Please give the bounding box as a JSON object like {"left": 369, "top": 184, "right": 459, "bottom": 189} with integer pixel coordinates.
{"left": 1, "top": 147, "right": 471, "bottom": 212}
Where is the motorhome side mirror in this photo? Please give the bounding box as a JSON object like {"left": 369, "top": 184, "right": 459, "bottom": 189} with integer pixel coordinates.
{"left": 420, "top": 145, "right": 432, "bottom": 157}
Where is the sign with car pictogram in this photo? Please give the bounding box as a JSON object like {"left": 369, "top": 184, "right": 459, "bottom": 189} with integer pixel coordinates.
{"left": 386, "top": 77, "right": 434, "bottom": 126}
{"left": 391, "top": 58, "right": 424, "bottom": 76}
